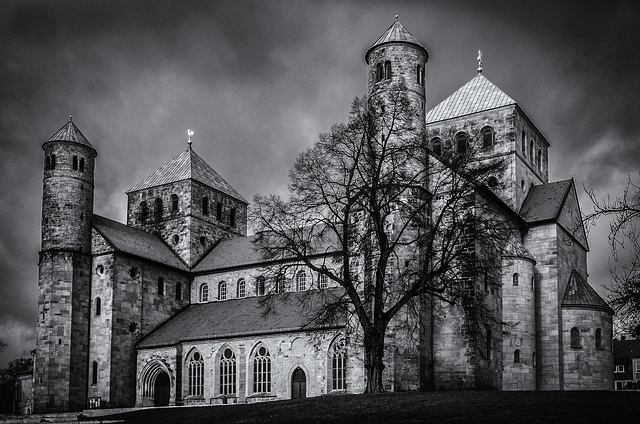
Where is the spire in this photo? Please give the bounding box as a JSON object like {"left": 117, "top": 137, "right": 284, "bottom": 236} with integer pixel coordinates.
{"left": 365, "top": 20, "right": 428, "bottom": 64}
{"left": 43, "top": 117, "right": 96, "bottom": 152}
{"left": 477, "top": 50, "right": 483, "bottom": 74}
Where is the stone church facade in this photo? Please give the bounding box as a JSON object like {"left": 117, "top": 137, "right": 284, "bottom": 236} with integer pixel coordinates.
{"left": 31, "top": 21, "right": 613, "bottom": 413}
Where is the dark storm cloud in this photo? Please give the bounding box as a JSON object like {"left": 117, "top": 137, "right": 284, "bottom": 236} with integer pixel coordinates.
{"left": 1, "top": 0, "right": 637, "bottom": 366}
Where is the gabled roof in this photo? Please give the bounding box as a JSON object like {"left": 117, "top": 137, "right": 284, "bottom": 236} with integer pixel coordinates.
{"left": 519, "top": 179, "right": 573, "bottom": 224}
{"left": 127, "top": 148, "right": 247, "bottom": 203}
{"left": 562, "top": 269, "right": 613, "bottom": 314}
{"left": 43, "top": 118, "right": 96, "bottom": 152}
{"left": 365, "top": 20, "right": 428, "bottom": 63}
{"left": 426, "top": 74, "right": 516, "bottom": 124}
{"left": 137, "top": 288, "right": 346, "bottom": 349}
{"left": 91, "top": 215, "right": 188, "bottom": 271}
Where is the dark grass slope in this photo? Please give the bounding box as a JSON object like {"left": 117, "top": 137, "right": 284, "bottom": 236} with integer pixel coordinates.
{"left": 96, "top": 391, "right": 638, "bottom": 424}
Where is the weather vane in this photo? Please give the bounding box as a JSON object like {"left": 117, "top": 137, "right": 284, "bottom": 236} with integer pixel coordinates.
{"left": 477, "top": 50, "right": 483, "bottom": 74}
{"left": 187, "top": 129, "right": 194, "bottom": 146}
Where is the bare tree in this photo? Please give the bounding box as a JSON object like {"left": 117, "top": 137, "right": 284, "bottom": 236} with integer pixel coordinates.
{"left": 251, "top": 83, "right": 513, "bottom": 393}
{"left": 0, "top": 339, "right": 6, "bottom": 353}
{"left": 585, "top": 174, "right": 640, "bottom": 336}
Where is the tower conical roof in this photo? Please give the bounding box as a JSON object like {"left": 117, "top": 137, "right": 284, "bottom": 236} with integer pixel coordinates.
{"left": 426, "top": 74, "right": 516, "bottom": 123}
{"left": 562, "top": 269, "right": 613, "bottom": 314}
{"left": 365, "top": 20, "right": 428, "bottom": 63}
{"left": 127, "top": 148, "right": 247, "bottom": 203}
{"left": 44, "top": 118, "right": 96, "bottom": 152}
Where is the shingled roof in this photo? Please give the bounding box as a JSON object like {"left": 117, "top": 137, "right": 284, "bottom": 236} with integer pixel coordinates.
{"left": 562, "top": 269, "right": 613, "bottom": 314}
{"left": 519, "top": 179, "right": 572, "bottom": 224}
{"left": 127, "top": 148, "right": 247, "bottom": 203}
{"left": 365, "top": 20, "right": 428, "bottom": 63}
{"left": 426, "top": 74, "right": 516, "bottom": 123}
{"left": 92, "top": 215, "right": 188, "bottom": 271}
{"left": 43, "top": 118, "right": 96, "bottom": 151}
{"left": 137, "top": 288, "right": 346, "bottom": 349}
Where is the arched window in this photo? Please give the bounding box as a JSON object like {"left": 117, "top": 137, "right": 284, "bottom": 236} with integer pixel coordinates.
{"left": 529, "top": 139, "right": 534, "bottom": 160}
{"left": 219, "top": 348, "right": 236, "bottom": 396}
{"left": 570, "top": 327, "right": 581, "bottom": 348}
{"left": 51, "top": 154, "right": 56, "bottom": 169}
{"left": 531, "top": 276, "right": 535, "bottom": 289}
{"left": 256, "top": 276, "right": 265, "bottom": 296}
{"left": 456, "top": 132, "right": 468, "bottom": 154}
{"left": 188, "top": 351, "right": 204, "bottom": 397}
{"left": 237, "top": 279, "right": 246, "bottom": 298}
{"left": 533, "top": 352, "right": 536, "bottom": 367}
{"left": 514, "top": 349, "right": 520, "bottom": 364}
{"left": 140, "top": 202, "right": 148, "bottom": 222}
{"left": 79, "top": 158, "right": 85, "bottom": 172}
{"left": 521, "top": 180, "right": 525, "bottom": 191}
{"left": 513, "top": 273, "right": 519, "bottom": 286}
{"left": 230, "top": 208, "right": 236, "bottom": 227}
{"left": 384, "top": 60, "right": 391, "bottom": 80}
{"left": 171, "top": 194, "right": 179, "bottom": 212}
{"left": 481, "top": 126, "right": 494, "bottom": 148}
{"left": 416, "top": 64, "right": 422, "bottom": 84}
{"left": 216, "top": 202, "right": 223, "bottom": 221}
{"left": 45, "top": 156, "right": 51, "bottom": 170}
{"left": 155, "top": 197, "right": 163, "bottom": 221}
{"left": 275, "top": 275, "right": 285, "bottom": 294}
{"left": 537, "top": 149, "right": 542, "bottom": 170}
{"left": 296, "top": 271, "right": 307, "bottom": 291}
{"left": 95, "top": 297, "right": 101, "bottom": 316}
{"left": 431, "top": 137, "right": 442, "bottom": 156}
{"left": 521, "top": 130, "right": 526, "bottom": 155}
{"left": 318, "top": 271, "right": 328, "bottom": 290}
{"left": 596, "top": 328, "right": 603, "bottom": 349}
{"left": 218, "top": 281, "right": 227, "bottom": 300}
{"left": 202, "top": 197, "right": 209, "bottom": 216}
{"left": 253, "top": 345, "right": 271, "bottom": 393}
{"left": 92, "top": 361, "right": 98, "bottom": 385}
{"left": 176, "top": 282, "right": 182, "bottom": 301}
{"left": 375, "top": 63, "right": 383, "bottom": 82}
{"left": 72, "top": 155, "right": 78, "bottom": 170}
{"left": 199, "top": 283, "right": 209, "bottom": 303}
{"left": 331, "top": 337, "right": 346, "bottom": 390}
{"left": 158, "top": 278, "right": 165, "bottom": 296}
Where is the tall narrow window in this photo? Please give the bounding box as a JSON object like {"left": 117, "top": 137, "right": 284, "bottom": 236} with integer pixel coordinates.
{"left": 275, "top": 275, "right": 285, "bottom": 294}
{"left": 171, "top": 194, "right": 179, "bottom": 212}
{"left": 199, "top": 283, "right": 209, "bottom": 303}
{"left": 140, "top": 202, "right": 148, "bottom": 222}
{"left": 45, "top": 156, "right": 51, "bottom": 170}
{"left": 95, "top": 297, "right": 101, "bottom": 316}
{"left": 537, "top": 149, "right": 542, "bottom": 170}
{"left": 296, "top": 271, "right": 307, "bottom": 291}
{"left": 176, "top": 282, "right": 182, "bottom": 301}
{"left": 256, "top": 277, "right": 265, "bottom": 296}
{"left": 218, "top": 281, "right": 227, "bottom": 300}
{"left": 514, "top": 349, "right": 520, "bottom": 364}
{"left": 571, "top": 327, "right": 581, "bottom": 348}
{"left": 416, "top": 64, "right": 421, "bottom": 84}
{"left": 456, "top": 132, "right": 468, "bottom": 154}
{"left": 219, "top": 348, "right": 237, "bottom": 396}
{"left": 155, "top": 197, "right": 163, "bottom": 221}
{"left": 237, "top": 279, "right": 246, "bottom": 298}
{"left": 384, "top": 60, "right": 391, "bottom": 80}
{"left": 51, "top": 154, "right": 56, "bottom": 169}
{"left": 521, "top": 130, "right": 526, "bottom": 155}
{"left": 73, "top": 155, "right": 78, "bottom": 170}
{"left": 202, "top": 197, "right": 209, "bottom": 216}
{"left": 92, "top": 361, "right": 98, "bottom": 385}
{"left": 513, "top": 273, "right": 519, "bottom": 286}
{"left": 216, "top": 202, "right": 223, "bottom": 221}
{"left": 230, "top": 208, "right": 236, "bottom": 227}
{"left": 431, "top": 137, "right": 442, "bottom": 156}
{"left": 375, "top": 63, "right": 383, "bottom": 82}
{"left": 331, "top": 337, "right": 346, "bottom": 390}
{"left": 188, "top": 351, "right": 204, "bottom": 397}
{"left": 253, "top": 345, "right": 271, "bottom": 393}
{"left": 595, "top": 328, "right": 603, "bottom": 349}
{"left": 158, "top": 278, "right": 165, "bottom": 296}
{"left": 481, "top": 126, "right": 494, "bottom": 148}
{"left": 79, "top": 158, "right": 85, "bottom": 172}
{"left": 318, "top": 271, "right": 328, "bottom": 290}
{"left": 529, "top": 139, "right": 534, "bottom": 160}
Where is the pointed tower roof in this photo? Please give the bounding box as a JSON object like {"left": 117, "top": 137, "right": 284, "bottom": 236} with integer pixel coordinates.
{"left": 365, "top": 20, "right": 428, "bottom": 63}
{"left": 562, "top": 269, "right": 613, "bottom": 314}
{"left": 426, "top": 74, "right": 516, "bottom": 123}
{"left": 127, "top": 148, "right": 247, "bottom": 203}
{"left": 43, "top": 117, "right": 96, "bottom": 152}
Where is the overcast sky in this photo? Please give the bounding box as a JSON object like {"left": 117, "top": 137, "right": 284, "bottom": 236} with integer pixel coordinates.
{"left": 1, "top": 0, "right": 638, "bottom": 367}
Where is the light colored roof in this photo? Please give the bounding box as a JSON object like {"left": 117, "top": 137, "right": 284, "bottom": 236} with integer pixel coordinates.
{"left": 365, "top": 20, "right": 427, "bottom": 63}
{"left": 519, "top": 179, "right": 572, "bottom": 224}
{"left": 562, "top": 269, "right": 613, "bottom": 314}
{"left": 137, "top": 288, "right": 346, "bottom": 349}
{"left": 44, "top": 118, "right": 96, "bottom": 151}
{"left": 426, "top": 74, "right": 516, "bottom": 123}
{"left": 127, "top": 148, "right": 247, "bottom": 203}
{"left": 92, "top": 215, "right": 188, "bottom": 271}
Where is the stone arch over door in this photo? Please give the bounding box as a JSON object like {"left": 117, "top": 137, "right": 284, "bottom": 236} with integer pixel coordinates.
{"left": 291, "top": 367, "right": 307, "bottom": 399}
{"left": 154, "top": 372, "right": 170, "bottom": 406}
{"left": 138, "top": 359, "right": 174, "bottom": 407}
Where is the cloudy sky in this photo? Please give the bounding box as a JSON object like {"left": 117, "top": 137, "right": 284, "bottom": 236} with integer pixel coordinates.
{"left": 1, "top": 0, "right": 638, "bottom": 367}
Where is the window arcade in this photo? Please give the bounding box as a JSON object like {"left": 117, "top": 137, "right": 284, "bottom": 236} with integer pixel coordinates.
{"left": 188, "top": 351, "right": 204, "bottom": 397}
{"left": 199, "top": 283, "right": 209, "bottom": 303}
{"left": 296, "top": 271, "right": 307, "bottom": 291}
{"left": 238, "top": 279, "right": 246, "bottom": 298}
{"left": 218, "top": 281, "right": 227, "bottom": 300}
{"left": 481, "top": 126, "right": 494, "bottom": 148}
{"left": 219, "top": 347, "right": 237, "bottom": 396}
{"left": 253, "top": 345, "right": 271, "bottom": 393}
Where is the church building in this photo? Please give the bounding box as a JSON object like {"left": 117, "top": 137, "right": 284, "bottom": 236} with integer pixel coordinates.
{"left": 31, "top": 21, "right": 613, "bottom": 413}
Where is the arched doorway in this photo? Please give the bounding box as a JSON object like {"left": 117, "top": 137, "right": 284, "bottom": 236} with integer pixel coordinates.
{"left": 154, "top": 372, "right": 170, "bottom": 406}
{"left": 291, "top": 367, "right": 306, "bottom": 399}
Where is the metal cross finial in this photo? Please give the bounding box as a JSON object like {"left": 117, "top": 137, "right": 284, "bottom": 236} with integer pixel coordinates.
{"left": 477, "top": 50, "right": 483, "bottom": 74}
{"left": 187, "top": 129, "right": 194, "bottom": 146}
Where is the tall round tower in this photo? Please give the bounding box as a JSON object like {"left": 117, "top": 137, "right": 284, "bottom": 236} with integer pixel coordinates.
{"left": 35, "top": 118, "right": 97, "bottom": 412}
{"left": 365, "top": 19, "right": 429, "bottom": 134}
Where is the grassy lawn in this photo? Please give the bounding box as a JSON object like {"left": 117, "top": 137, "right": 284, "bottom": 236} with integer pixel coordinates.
{"left": 97, "top": 391, "right": 638, "bottom": 424}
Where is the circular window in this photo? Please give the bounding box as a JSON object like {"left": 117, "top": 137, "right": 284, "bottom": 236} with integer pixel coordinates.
{"left": 128, "top": 322, "right": 139, "bottom": 334}
{"left": 223, "top": 348, "right": 233, "bottom": 359}
{"left": 193, "top": 352, "right": 201, "bottom": 361}
{"left": 200, "top": 236, "right": 206, "bottom": 246}
{"left": 96, "top": 265, "right": 104, "bottom": 275}
{"left": 291, "top": 337, "right": 306, "bottom": 356}
{"left": 258, "top": 346, "right": 267, "bottom": 356}
{"left": 172, "top": 235, "right": 180, "bottom": 244}
{"left": 487, "top": 176, "right": 499, "bottom": 188}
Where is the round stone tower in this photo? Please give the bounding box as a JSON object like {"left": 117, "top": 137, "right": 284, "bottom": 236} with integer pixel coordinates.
{"left": 365, "top": 19, "right": 429, "bottom": 134}
{"left": 35, "top": 118, "right": 97, "bottom": 412}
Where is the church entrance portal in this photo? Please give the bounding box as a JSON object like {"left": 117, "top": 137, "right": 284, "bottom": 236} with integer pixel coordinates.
{"left": 154, "top": 372, "right": 170, "bottom": 406}
{"left": 291, "top": 368, "right": 306, "bottom": 399}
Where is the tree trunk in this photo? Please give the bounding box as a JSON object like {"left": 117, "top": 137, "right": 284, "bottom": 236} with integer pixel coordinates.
{"left": 363, "top": 330, "right": 386, "bottom": 393}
